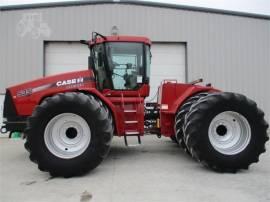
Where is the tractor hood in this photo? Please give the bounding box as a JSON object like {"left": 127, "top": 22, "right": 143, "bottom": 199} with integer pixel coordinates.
{"left": 4, "top": 70, "right": 96, "bottom": 117}
{"left": 7, "top": 70, "right": 95, "bottom": 98}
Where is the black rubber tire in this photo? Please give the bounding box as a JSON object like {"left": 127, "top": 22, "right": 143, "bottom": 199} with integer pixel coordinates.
{"left": 170, "top": 136, "right": 178, "bottom": 143}
{"left": 184, "top": 92, "right": 269, "bottom": 172}
{"left": 24, "top": 141, "right": 30, "bottom": 152}
{"left": 24, "top": 92, "right": 113, "bottom": 177}
{"left": 174, "top": 92, "right": 209, "bottom": 153}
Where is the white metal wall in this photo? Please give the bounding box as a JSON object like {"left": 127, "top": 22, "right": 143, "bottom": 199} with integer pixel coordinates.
{"left": 0, "top": 3, "right": 269, "bottom": 121}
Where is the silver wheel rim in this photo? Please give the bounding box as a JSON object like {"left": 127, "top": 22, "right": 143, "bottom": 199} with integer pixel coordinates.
{"left": 44, "top": 113, "right": 91, "bottom": 159}
{"left": 208, "top": 111, "right": 251, "bottom": 155}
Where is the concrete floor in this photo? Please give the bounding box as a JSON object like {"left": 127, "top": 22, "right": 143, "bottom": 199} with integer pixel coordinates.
{"left": 0, "top": 136, "right": 269, "bottom": 202}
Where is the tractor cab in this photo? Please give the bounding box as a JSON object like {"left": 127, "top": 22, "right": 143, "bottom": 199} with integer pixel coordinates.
{"left": 81, "top": 33, "right": 152, "bottom": 143}
{"left": 83, "top": 32, "right": 151, "bottom": 97}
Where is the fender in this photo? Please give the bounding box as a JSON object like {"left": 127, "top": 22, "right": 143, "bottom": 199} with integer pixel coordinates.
{"left": 158, "top": 82, "right": 220, "bottom": 136}
{"left": 78, "top": 87, "right": 121, "bottom": 134}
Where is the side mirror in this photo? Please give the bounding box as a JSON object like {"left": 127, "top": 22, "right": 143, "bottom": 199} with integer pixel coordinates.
{"left": 80, "top": 40, "right": 89, "bottom": 45}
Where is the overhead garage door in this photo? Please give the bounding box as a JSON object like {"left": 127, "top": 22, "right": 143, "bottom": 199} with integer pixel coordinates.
{"left": 45, "top": 42, "right": 89, "bottom": 76}
{"left": 45, "top": 42, "right": 186, "bottom": 100}
{"left": 149, "top": 43, "right": 186, "bottom": 100}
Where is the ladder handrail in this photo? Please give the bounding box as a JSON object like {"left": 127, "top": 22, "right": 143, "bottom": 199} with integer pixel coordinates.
{"left": 121, "top": 93, "right": 125, "bottom": 109}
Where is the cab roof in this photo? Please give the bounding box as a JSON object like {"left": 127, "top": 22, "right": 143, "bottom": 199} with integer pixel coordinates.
{"left": 90, "top": 35, "right": 151, "bottom": 47}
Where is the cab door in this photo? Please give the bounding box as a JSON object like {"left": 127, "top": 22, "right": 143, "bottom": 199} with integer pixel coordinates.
{"left": 93, "top": 42, "right": 150, "bottom": 136}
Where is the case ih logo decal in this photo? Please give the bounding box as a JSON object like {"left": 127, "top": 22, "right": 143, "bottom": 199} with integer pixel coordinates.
{"left": 16, "top": 77, "right": 94, "bottom": 97}
{"left": 56, "top": 77, "right": 84, "bottom": 87}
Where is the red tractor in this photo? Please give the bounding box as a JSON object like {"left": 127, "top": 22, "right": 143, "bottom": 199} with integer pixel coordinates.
{"left": 1, "top": 32, "right": 269, "bottom": 177}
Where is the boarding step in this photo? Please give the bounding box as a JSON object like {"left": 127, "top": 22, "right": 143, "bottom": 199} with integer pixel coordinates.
{"left": 124, "top": 110, "right": 137, "bottom": 113}
{"left": 125, "top": 131, "right": 140, "bottom": 135}
{"left": 124, "top": 120, "right": 138, "bottom": 124}
{"left": 124, "top": 130, "right": 141, "bottom": 146}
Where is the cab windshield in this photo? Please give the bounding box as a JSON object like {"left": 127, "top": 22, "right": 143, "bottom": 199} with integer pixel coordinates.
{"left": 92, "top": 42, "right": 150, "bottom": 90}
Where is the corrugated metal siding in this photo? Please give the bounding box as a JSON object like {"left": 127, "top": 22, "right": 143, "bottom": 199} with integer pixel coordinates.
{"left": 0, "top": 4, "right": 269, "bottom": 121}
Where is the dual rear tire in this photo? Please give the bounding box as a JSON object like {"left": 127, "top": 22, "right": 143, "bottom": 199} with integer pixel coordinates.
{"left": 175, "top": 92, "right": 269, "bottom": 172}
{"left": 174, "top": 92, "right": 209, "bottom": 153}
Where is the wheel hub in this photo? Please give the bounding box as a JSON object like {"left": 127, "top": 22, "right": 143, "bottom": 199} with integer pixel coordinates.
{"left": 208, "top": 111, "right": 251, "bottom": 155}
{"left": 65, "top": 127, "right": 77, "bottom": 139}
{"left": 216, "top": 125, "right": 227, "bottom": 136}
{"left": 44, "top": 113, "right": 91, "bottom": 159}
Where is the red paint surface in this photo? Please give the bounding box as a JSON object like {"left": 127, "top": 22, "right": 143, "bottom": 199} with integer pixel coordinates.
{"left": 90, "top": 35, "right": 151, "bottom": 46}
{"left": 157, "top": 81, "right": 220, "bottom": 136}
{"left": 8, "top": 70, "right": 94, "bottom": 115}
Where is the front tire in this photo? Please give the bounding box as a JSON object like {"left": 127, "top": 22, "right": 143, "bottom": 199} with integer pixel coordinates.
{"left": 184, "top": 92, "right": 269, "bottom": 172}
{"left": 25, "top": 92, "right": 113, "bottom": 177}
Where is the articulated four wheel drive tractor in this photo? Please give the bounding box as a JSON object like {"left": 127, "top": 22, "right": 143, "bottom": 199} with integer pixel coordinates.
{"left": 1, "top": 32, "right": 269, "bottom": 177}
